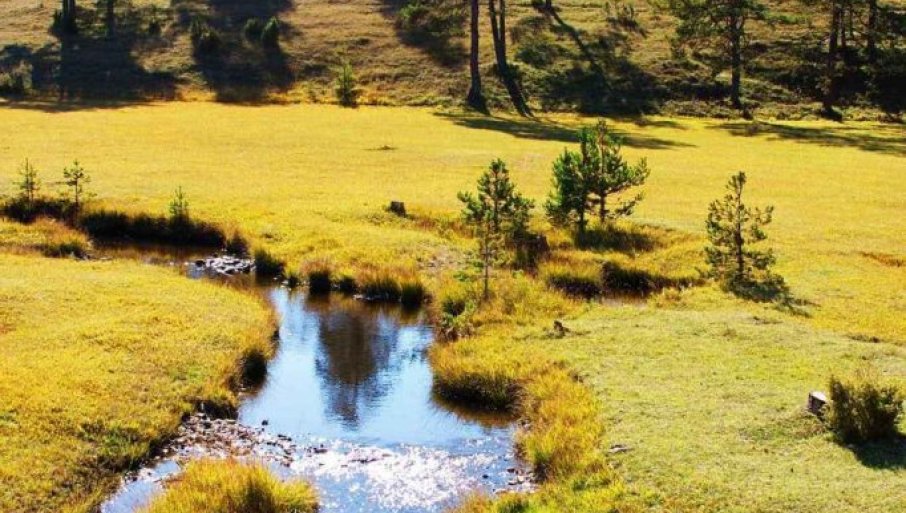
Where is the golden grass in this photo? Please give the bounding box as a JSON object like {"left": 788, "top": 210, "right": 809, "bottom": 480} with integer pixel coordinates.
{"left": 1, "top": 103, "right": 904, "bottom": 512}
{"left": 0, "top": 217, "right": 91, "bottom": 257}
{"left": 143, "top": 459, "right": 317, "bottom": 513}
{"left": 0, "top": 252, "right": 273, "bottom": 513}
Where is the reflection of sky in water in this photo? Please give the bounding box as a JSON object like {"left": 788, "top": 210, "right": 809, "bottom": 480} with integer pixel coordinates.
{"left": 239, "top": 289, "right": 509, "bottom": 447}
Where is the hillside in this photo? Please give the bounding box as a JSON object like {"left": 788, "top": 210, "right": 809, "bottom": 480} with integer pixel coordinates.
{"left": 0, "top": 0, "right": 904, "bottom": 114}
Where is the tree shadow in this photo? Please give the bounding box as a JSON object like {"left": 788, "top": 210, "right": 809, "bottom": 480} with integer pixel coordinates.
{"left": 576, "top": 223, "right": 660, "bottom": 253}
{"left": 434, "top": 111, "right": 695, "bottom": 149}
{"left": 726, "top": 276, "right": 814, "bottom": 317}
{"left": 716, "top": 121, "right": 906, "bottom": 158}
{"left": 0, "top": 2, "right": 179, "bottom": 106}
{"left": 172, "top": 0, "right": 295, "bottom": 102}
{"left": 847, "top": 434, "right": 906, "bottom": 470}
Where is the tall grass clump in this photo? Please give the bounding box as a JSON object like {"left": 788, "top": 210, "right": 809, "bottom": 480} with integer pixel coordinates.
{"left": 434, "top": 279, "right": 478, "bottom": 339}
{"left": 304, "top": 261, "right": 333, "bottom": 294}
{"left": 400, "top": 275, "right": 427, "bottom": 308}
{"left": 254, "top": 248, "right": 285, "bottom": 278}
{"left": 358, "top": 269, "right": 402, "bottom": 301}
{"left": 540, "top": 259, "right": 602, "bottom": 299}
{"left": 826, "top": 366, "right": 905, "bottom": 443}
{"left": 144, "top": 459, "right": 317, "bottom": 513}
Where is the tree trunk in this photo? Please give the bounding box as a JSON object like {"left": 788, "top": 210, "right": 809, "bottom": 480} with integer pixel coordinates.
{"left": 60, "top": 0, "right": 76, "bottom": 33}
{"left": 823, "top": 0, "right": 842, "bottom": 116}
{"left": 730, "top": 20, "right": 743, "bottom": 110}
{"left": 488, "top": 0, "right": 531, "bottom": 116}
{"left": 867, "top": 0, "right": 878, "bottom": 64}
{"left": 105, "top": 0, "right": 115, "bottom": 38}
{"left": 545, "top": 0, "right": 552, "bottom": 11}
{"left": 598, "top": 194, "right": 607, "bottom": 220}
{"left": 466, "top": 0, "right": 485, "bottom": 110}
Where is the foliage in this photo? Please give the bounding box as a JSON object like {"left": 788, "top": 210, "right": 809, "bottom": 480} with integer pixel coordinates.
{"left": 397, "top": 0, "right": 466, "bottom": 41}
{"left": 335, "top": 61, "right": 360, "bottom": 107}
{"left": 190, "top": 18, "right": 221, "bottom": 54}
{"left": 61, "top": 160, "right": 91, "bottom": 210}
{"left": 243, "top": 18, "right": 265, "bottom": 41}
{"left": 0, "top": 61, "right": 33, "bottom": 96}
{"left": 705, "top": 171, "right": 785, "bottom": 298}
{"left": 13, "top": 159, "right": 40, "bottom": 208}
{"left": 827, "top": 366, "right": 905, "bottom": 443}
{"left": 546, "top": 122, "right": 649, "bottom": 236}
{"left": 144, "top": 459, "right": 317, "bottom": 513}
{"left": 168, "top": 186, "right": 190, "bottom": 224}
{"left": 261, "top": 17, "right": 281, "bottom": 48}
{"left": 458, "top": 159, "right": 534, "bottom": 298}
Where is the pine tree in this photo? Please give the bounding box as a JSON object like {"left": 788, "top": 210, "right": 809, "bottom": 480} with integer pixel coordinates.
{"left": 458, "top": 159, "right": 534, "bottom": 298}
{"left": 705, "top": 171, "right": 784, "bottom": 296}
{"left": 15, "top": 159, "right": 41, "bottom": 208}
{"left": 62, "top": 160, "right": 91, "bottom": 210}
{"left": 546, "top": 122, "right": 649, "bottom": 237}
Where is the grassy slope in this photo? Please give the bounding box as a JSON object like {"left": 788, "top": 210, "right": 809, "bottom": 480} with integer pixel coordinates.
{"left": 0, "top": 238, "right": 273, "bottom": 512}
{"left": 4, "top": 0, "right": 901, "bottom": 112}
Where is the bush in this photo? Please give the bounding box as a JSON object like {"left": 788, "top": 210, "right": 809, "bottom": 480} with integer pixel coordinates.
{"left": 826, "top": 367, "right": 904, "bottom": 443}
{"left": 396, "top": 0, "right": 465, "bottom": 42}
{"left": 190, "top": 19, "right": 221, "bottom": 54}
{"left": 435, "top": 280, "right": 477, "bottom": 339}
{"left": 144, "top": 459, "right": 317, "bottom": 513}
{"left": 0, "top": 62, "right": 33, "bottom": 96}
{"left": 335, "top": 61, "right": 360, "bottom": 107}
{"left": 261, "top": 17, "right": 280, "bottom": 48}
{"left": 243, "top": 18, "right": 264, "bottom": 41}
{"left": 335, "top": 272, "right": 358, "bottom": 294}
{"left": 254, "top": 249, "right": 285, "bottom": 277}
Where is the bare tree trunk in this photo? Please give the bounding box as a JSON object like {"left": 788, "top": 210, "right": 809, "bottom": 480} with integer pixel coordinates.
{"left": 823, "top": 0, "right": 842, "bottom": 117}
{"left": 730, "top": 20, "right": 743, "bottom": 110}
{"left": 105, "top": 0, "right": 116, "bottom": 38}
{"left": 466, "top": 0, "right": 485, "bottom": 110}
{"left": 488, "top": 0, "right": 531, "bottom": 116}
{"left": 867, "top": 0, "right": 878, "bottom": 64}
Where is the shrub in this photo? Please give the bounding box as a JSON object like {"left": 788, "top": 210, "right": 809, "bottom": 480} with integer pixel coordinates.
{"left": 826, "top": 366, "right": 904, "bottom": 443}
{"left": 254, "top": 249, "right": 285, "bottom": 277}
{"left": 335, "top": 61, "right": 360, "bottom": 107}
{"left": 243, "top": 18, "right": 264, "bottom": 41}
{"left": 261, "top": 17, "right": 280, "bottom": 48}
{"left": 540, "top": 260, "right": 602, "bottom": 299}
{"left": 396, "top": 0, "right": 465, "bottom": 42}
{"left": 0, "top": 62, "right": 33, "bottom": 96}
{"left": 144, "top": 459, "right": 317, "bottom": 513}
{"left": 435, "top": 280, "right": 477, "bottom": 339}
{"left": 224, "top": 232, "right": 249, "bottom": 256}
{"left": 335, "top": 272, "right": 358, "bottom": 294}
{"left": 190, "top": 19, "right": 221, "bottom": 54}
{"left": 284, "top": 269, "right": 302, "bottom": 289}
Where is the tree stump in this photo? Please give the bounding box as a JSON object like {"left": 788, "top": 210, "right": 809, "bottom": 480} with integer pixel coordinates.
{"left": 807, "top": 391, "right": 828, "bottom": 417}
{"left": 389, "top": 201, "right": 406, "bottom": 217}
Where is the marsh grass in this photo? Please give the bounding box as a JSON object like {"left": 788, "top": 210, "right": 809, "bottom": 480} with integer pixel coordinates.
{"left": 144, "top": 459, "right": 317, "bottom": 513}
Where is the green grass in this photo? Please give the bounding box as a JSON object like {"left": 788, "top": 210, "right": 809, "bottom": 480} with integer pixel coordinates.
{"left": 0, "top": 251, "right": 273, "bottom": 513}
{"left": 143, "top": 459, "right": 317, "bottom": 513}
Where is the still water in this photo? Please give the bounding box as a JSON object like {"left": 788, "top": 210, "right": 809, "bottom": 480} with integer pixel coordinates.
{"left": 100, "top": 251, "right": 526, "bottom": 513}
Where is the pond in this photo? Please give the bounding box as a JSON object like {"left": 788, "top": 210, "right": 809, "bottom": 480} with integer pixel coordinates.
{"left": 98, "top": 248, "right": 529, "bottom": 513}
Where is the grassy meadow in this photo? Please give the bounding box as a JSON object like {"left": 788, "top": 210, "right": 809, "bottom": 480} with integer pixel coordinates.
{"left": 0, "top": 227, "right": 274, "bottom": 512}
{"left": 1, "top": 102, "right": 905, "bottom": 512}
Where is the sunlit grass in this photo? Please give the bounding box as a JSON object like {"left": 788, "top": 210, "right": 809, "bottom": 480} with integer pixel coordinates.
{"left": 143, "top": 459, "right": 317, "bottom": 513}
{"left": 0, "top": 252, "right": 273, "bottom": 512}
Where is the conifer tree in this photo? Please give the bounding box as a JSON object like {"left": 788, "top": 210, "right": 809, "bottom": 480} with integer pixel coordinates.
{"left": 62, "top": 160, "right": 91, "bottom": 210}
{"left": 705, "top": 171, "right": 784, "bottom": 295}
{"left": 458, "top": 159, "right": 534, "bottom": 298}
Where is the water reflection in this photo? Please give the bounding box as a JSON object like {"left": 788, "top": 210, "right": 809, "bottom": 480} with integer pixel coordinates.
{"left": 240, "top": 289, "right": 507, "bottom": 446}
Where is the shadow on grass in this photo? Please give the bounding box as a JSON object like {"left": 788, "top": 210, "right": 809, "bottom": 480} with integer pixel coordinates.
{"left": 726, "top": 276, "right": 814, "bottom": 317}
{"left": 377, "top": 0, "right": 467, "bottom": 68}
{"left": 576, "top": 224, "right": 660, "bottom": 253}
{"left": 716, "top": 121, "right": 906, "bottom": 158}
{"left": 434, "top": 112, "right": 695, "bottom": 149}
{"left": 848, "top": 434, "right": 906, "bottom": 470}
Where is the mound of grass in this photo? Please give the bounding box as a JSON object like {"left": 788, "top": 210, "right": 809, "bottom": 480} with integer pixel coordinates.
{"left": 0, "top": 253, "right": 273, "bottom": 513}
{"left": 0, "top": 218, "right": 90, "bottom": 258}
{"left": 304, "top": 261, "right": 333, "bottom": 294}
{"left": 540, "top": 258, "right": 603, "bottom": 299}
{"left": 144, "top": 459, "right": 317, "bottom": 513}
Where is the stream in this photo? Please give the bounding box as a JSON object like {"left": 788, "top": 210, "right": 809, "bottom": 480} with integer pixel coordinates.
{"left": 97, "top": 246, "right": 530, "bottom": 513}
